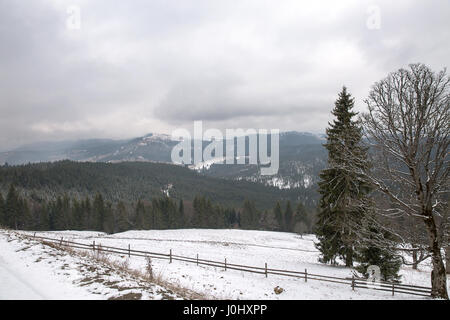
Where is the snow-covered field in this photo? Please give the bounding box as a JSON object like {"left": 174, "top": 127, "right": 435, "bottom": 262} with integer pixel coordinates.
{"left": 2, "top": 228, "right": 447, "bottom": 300}
{"left": 0, "top": 230, "right": 187, "bottom": 300}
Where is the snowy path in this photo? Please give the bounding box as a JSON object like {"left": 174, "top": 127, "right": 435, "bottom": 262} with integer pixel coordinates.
{"left": 0, "top": 253, "right": 46, "bottom": 299}
{"left": 0, "top": 232, "right": 97, "bottom": 300}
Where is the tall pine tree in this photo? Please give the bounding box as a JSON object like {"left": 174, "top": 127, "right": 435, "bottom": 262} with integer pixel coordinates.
{"left": 284, "top": 201, "right": 293, "bottom": 232}
{"left": 134, "top": 199, "right": 147, "bottom": 230}
{"left": 0, "top": 192, "right": 4, "bottom": 227}
{"left": 294, "top": 202, "right": 310, "bottom": 234}
{"left": 115, "top": 201, "right": 130, "bottom": 233}
{"left": 315, "top": 87, "right": 371, "bottom": 267}
{"left": 274, "top": 201, "right": 284, "bottom": 231}
{"left": 93, "top": 193, "right": 106, "bottom": 231}
{"left": 5, "top": 184, "right": 21, "bottom": 229}
{"left": 241, "top": 199, "right": 258, "bottom": 230}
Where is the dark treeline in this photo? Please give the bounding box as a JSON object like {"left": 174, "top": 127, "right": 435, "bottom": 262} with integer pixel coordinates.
{"left": 0, "top": 184, "right": 315, "bottom": 234}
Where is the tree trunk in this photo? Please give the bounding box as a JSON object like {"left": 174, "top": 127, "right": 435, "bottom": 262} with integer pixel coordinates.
{"left": 345, "top": 246, "right": 353, "bottom": 267}
{"left": 424, "top": 216, "right": 449, "bottom": 299}
{"left": 446, "top": 246, "right": 450, "bottom": 275}
{"left": 429, "top": 250, "right": 448, "bottom": 299}
{"left": 412, "top": 250, "right": 418, "bottom": 270}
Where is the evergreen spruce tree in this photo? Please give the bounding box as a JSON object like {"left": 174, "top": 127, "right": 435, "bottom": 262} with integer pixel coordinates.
{"left": 192, "top": 196, "right": 206, "bottom": 228}
{"left": 52, "top": 196, "right": 64, "bottom": 230}
{"left": 93, "top": 193, "right": 106, "bottom": 231}
{"left": 192, "top": 196, "right": 199, "bottom": 227}
{"left": 205, "top": 199, "right": 213, "bottom": 228}
{"left": 155, "top": 198, "right": 167, "bottom": 229}
{"left": 232, "top": 209, "right": 238, "bottom": 227}
{"left": 19, "top": 199, "right": 32, "bottom": 230}
{"left": 284, "top": 201, "right": 293, "bottom": 232}
{"left": 38, "top": 203, "right": 50, "bottom": 231}
{"left": 82, "top": 197, "right": 92, "bottom": 230}
{"left": 158, "top": 197, "right": 169, "bottom": 229}
{"left": 211, "top": 202, "right": 221, "bottom": 228}
{"left": 167, "top": 198, "right": 178, "bottom": 229}
{"left": 274, "top": 201, "right": 284, "bottom": 231}
{"left": 315, "top": 87, "right": 371, "bottom": 267}
{"left": 178, "top": 199, "right": 185, "bottom": 228}
{"left": 134, "top": 199, "right": 147, "bottom": 230}
{"left": 103, "top": 202, "right": 115, "bottom": 234}
{"left": 0, "top": 192, "right": 5, "bottom": 227}
{"left": 354, "top": 214, "right": 402, "bottom": 281}
{"left": 59, "top": 194, "right": 71, "bottom": 230}
{"left": 115, "top": 201, "right": 130, "bottom": 233}
{"left": 227, "top": 208, "right": 238, "bottom": 227}
{"left": 294, "top": 202, "right": 310, "bottom": 234}
{"left": 241, "top": 199, "right": 258, "bottom": 229}
{"left": 259, "top": 210, "right": 269, "bottom": 230}
{"left": 216, "top": 205, "right": 227, "bottom": 228}
{"left": 150, "top": 198, "right": 160, "bottom": 229}
{"left": 5, "top": 184, "right": 21, "bottom": 229}
{"left": 72, "top": 198, "right": 84, "bottom": 230}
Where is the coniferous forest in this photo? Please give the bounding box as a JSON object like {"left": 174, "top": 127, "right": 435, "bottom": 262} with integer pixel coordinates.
{"left": 0, "top": 183, "right": 314, "bottom": 234}
{"left": 0, "top": 159, "right": 316, "bottom": 234}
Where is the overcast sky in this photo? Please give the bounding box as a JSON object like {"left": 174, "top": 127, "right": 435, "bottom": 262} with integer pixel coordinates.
{"left": 0, "top": 0, "right": 449, "bottom": 150}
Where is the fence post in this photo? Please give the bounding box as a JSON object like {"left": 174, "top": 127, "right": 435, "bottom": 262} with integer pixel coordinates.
{"left": 265, "top": 263, "right": 268, "bottom": 278}
{"left": 352, "top": 275, "right": 355, "bottom": 291}
{"left": 169, "top": 249, "right": 172, "bottom": 263}
{"left": 93, "top": 240, "right": 95, "bottom": 252}
{"left": 305, "top": 268, "right": 307, "bottom": 282}
{"left": 392, "top": 283, "right": 395, "bottom": 296}
{"left": 60, "top": 237, "right": 63, "bottom": 246}
{"left": 197, "top": 254, "right": 199, "bottom": 266}
{"left": 128, "top": 244, "right": 130, "bottom": 258}
{"left": 33, "top": 232, "right": 36, "bottom": 239}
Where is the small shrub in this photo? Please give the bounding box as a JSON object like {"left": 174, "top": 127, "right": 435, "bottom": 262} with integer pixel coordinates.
{"left": 146, "top": 256, "right": 153, "bottom": 281}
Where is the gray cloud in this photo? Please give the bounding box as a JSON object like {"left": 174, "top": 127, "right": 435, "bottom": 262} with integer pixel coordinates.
{"left": 0, "top": 0, "right": 449, "bottom": 150}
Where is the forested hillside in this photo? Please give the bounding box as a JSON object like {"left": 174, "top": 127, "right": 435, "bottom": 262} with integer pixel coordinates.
{"left": 0, "top": 160, "right": 305, "bottom": 210}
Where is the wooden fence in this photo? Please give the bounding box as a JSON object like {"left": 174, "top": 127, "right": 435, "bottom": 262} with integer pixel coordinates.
{"left": 27, "top": 233, "right": 432, "bottom": 298}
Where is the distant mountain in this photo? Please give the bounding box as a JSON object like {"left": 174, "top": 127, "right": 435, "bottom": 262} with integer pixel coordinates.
{"left": 198, "top": 132, "right": 326, "bottom": 205}
{"left": 0, "top": 134, "right": 177, "bottom": 165}
{"left": 0, "top": 131, "right": 327, "bottom": 205}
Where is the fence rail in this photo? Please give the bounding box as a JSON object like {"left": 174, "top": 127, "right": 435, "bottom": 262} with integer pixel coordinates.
{"left": 27, "top": 233, "right": 432, "bottom": 298}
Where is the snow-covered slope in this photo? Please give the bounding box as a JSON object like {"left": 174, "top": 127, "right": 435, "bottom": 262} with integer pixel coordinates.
{"left": 10, "top": 229, "right": 443, "bottom": 300}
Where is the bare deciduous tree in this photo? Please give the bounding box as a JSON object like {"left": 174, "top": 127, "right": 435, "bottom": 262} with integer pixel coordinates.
{"left": 360, "top": 63, "right": 449, "bottom": 299}
{"left": 446, "top": 246, "right": 450, "bottom": 274}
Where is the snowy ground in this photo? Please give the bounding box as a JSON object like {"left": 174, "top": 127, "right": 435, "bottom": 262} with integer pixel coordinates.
{"left": 0, "top": 230, "right": 189, "bottom": 300}
{"left": 3, "top": 228, "right": 446, "bottom": 300}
